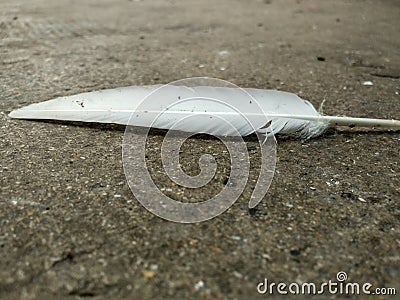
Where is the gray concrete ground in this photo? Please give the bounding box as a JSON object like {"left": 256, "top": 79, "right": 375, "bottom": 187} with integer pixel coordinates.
{"left": 1, "top": 0, "right": 399, "bottom": 299}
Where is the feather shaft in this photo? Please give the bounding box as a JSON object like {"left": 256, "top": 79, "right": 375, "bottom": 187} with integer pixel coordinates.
{"left": 265, "top": 114, "right": 400, "bottom": 129}
{"left": 10, "top": 108, "right": 400, "bottom": 128}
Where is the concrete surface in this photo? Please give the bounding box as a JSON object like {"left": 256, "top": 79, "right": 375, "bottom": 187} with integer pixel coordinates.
{"left": 0, "top": 0, "right": 399, "bottom": 299}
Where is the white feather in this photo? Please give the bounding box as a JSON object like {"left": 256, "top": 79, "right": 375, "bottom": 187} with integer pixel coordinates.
{"left": 9, "top": 85, "right": 400, "bottom": 138}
